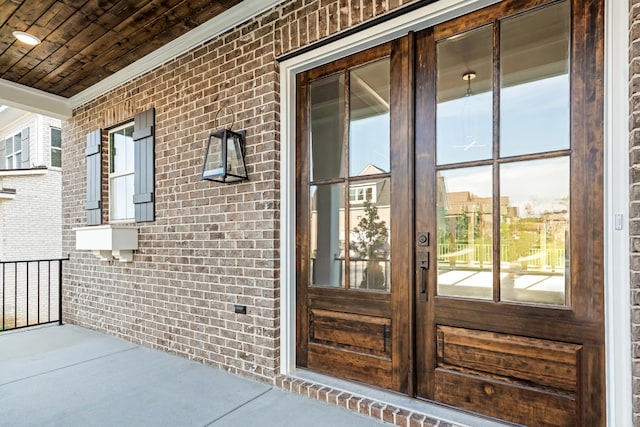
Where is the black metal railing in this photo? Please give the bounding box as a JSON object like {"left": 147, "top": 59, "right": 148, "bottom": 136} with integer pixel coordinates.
{"left": 311, "top": 257, "right": 391, "bottom": 291}
{"left": 1, "top": 258, "right": 67, "bottom": 332}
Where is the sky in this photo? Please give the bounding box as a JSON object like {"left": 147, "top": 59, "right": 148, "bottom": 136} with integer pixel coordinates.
{"left": 315, "top": 73, "right": 570, "bottom": 217}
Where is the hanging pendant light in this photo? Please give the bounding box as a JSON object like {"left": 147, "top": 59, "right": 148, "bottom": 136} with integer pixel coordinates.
{"left": 461, "top": 71, "right": 478, "bottom": 151}
{"left": 463, "top": 71, "right": 476, "bottom": 96}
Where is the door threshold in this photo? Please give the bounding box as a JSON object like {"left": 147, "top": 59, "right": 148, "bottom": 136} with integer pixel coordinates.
{"left": 276, "top": 370, "right": 519, "bottom": 427}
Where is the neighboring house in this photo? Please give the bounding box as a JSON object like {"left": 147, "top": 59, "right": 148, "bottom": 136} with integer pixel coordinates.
{"left": 0, "top": 0, "right": 634, "bottom": 426}
{"left": 0, "top": 108, "right": 62, "bottom": 261}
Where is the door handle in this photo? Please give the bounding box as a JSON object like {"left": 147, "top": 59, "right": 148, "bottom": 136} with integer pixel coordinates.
{"left": 419, "top": 253, "right": 429, "bottom": 300}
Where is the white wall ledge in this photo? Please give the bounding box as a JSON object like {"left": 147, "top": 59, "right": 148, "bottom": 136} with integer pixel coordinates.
{"left": 0, "top": 189, "right": 16, "bottom": 199}
{"left": 74, "top": 225, "right": 139, "bottom": 262}
{"left": 0, "top": 167, "right": 48, "bottom": 177}
{"left": 0, "top": 78, "right": 72, "bottom": 120}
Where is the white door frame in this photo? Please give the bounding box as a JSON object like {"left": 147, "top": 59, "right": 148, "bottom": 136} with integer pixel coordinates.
{"left": 279, "top": 0, "right": 631, "bottom": 425}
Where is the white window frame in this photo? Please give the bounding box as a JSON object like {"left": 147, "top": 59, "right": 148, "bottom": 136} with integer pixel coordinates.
{"left": 5, "top": 131, "right": 22, "bottom": 169}
{"left": 349, "top": 185, "right": 376, "bottom": 204}
{"left": 108, "top": 123, "right": 135, "bottom": 222}
{"left": 279, "top": 1, "right": 630, "bottom": 426}
{"left": 50, "top": 127, "right": 61, "bottom": 168}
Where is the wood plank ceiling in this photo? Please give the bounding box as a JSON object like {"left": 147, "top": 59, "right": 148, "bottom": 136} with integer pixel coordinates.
{"left": 0, "top": 0, "right": 244, "bottom": 98}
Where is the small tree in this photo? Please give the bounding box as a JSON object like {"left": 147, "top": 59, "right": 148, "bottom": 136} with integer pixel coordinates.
{"left": 350, "top": 201, "right": 388, "bottom": 290}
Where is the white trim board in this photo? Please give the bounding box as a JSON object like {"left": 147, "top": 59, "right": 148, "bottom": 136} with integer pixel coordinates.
{"left": 604, "top": 0, "right": 631, "bottom": 425}
{"left": 279, "top": 1, "right": 631, "bottom": 425}
{"left": 0, "top": 79, "right": 71, "bottom": 121}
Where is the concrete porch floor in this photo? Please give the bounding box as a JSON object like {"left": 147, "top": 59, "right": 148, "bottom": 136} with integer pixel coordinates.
{"left": 0, "top": 324, "right": 387, "bottom": 427}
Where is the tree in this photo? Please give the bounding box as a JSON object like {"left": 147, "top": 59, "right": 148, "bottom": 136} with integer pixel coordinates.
{"left": 350, "top": 201, "right": 388, "bottom": 290}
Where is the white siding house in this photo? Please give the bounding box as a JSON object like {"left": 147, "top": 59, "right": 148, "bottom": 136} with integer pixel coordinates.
{"left": 0, "top": 108, "right": 62, "bottom": 261}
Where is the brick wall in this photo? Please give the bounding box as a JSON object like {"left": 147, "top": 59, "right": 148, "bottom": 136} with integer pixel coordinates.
{"left": 0, "top": 171, "right": 62, "bottom": 261}
{"left": 63, "top": 0, "right": 420, "bottom": 382}
{"left": 632, "top": 0, "right": 640, "bottom": 424}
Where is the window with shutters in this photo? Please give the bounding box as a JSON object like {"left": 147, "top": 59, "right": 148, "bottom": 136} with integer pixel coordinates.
{"left": 50, "top": 127, "right": 61, "bottom": 168}
{"left": 84, "top": 108, "right": 155, "bottom": 226}
{"left": 109, "top": 123, "right": 135, "bottom": 221}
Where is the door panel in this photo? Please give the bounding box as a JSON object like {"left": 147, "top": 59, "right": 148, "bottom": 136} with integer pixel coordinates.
{"left": 434, "top": 370, "right": 577, "bottom": 427}
{"left": 415, "top": 0, "right": 604, "bottom": 425}
{"left": 311, "top": 309, "right": 391, "bottom": 354}
{"left": 308, "top": 343, "right": 394, "bottom": 389}
{"left": 436, "top": 326, "right": 581, "bottom": 392}
{"left": 297, "top": 39, "right": 413, "bottom": 392}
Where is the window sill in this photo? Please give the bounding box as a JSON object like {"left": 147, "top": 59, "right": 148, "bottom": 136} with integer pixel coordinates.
{"left": 0, "top": 166, "right": 48, "bottom": 177}
{"left": 0, "top": 188, "right": 16, "bottom": 199}
{"left": 73, "top": 225, "right": 138, "bottom": 262}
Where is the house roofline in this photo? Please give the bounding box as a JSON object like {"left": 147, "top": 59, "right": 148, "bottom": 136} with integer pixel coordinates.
{"left": 0, "top": 0, "right": 286, "bottom": 120}
{"left": 0, "top": 79, "right": 71, "bottom": 120}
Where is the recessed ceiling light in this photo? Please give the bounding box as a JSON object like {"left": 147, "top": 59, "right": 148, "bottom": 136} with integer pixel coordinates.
{"left": 12, "top": 31, "right": 41, "bottom": 46}
{"left": 0, "top": 106, "right": 7, "bottom": 113}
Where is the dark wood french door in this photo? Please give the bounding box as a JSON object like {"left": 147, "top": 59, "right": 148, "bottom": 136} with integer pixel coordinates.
{"left": 296, "top": 39, "right": 414, "bottom": 392}
{"left": 296, "top": 0, "right": 604, "bottom": 425}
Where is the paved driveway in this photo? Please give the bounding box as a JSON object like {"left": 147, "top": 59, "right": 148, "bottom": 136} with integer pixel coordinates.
{"left": 0, "top": 325, "right": 387, "bottom": 427}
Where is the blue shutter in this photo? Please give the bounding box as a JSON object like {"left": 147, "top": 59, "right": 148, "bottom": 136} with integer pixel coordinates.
{"left": 21, "top": 128, "right": 30, "bottom": 169}
{"left": 85, "top": 130, "right": 102, "bottom": 225}
{"left": 133, "top": 108, "right": 155, "bottom": 222}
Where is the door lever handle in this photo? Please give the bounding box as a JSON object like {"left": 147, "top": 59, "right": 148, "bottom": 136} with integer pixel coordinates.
{"left": 419, "top": 253, "right": 429, "bottom": 299}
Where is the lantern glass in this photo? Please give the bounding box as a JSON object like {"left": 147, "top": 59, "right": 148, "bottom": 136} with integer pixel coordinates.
{"left": 202, "top": 129, "right": 248, "bottom": 183}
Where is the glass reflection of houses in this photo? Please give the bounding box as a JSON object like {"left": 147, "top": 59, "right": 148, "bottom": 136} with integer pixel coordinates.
{"left": 437, "top": 171, "right": 569, "bottom": 305}
{"left": 308, "top": 58, "right": 392, "bottom": 292}
{"left": 310, "top": 164, "right": 391, "bottom": 291}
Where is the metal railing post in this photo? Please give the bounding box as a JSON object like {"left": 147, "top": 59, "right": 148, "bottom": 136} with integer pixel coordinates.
{"left": 58, "top": 259, "right": 63, "bottom": 326}
{"left": 26, "top": 262, "right": 29, "bottom": 327}
{"left": 2, "top": 263, "right": 4, "bottom": 331}
{"left": 37, "top": 261, "right": 40, "bottom": 325}
{"left": 14, "top": 263, "right": 17, "bottom": 329}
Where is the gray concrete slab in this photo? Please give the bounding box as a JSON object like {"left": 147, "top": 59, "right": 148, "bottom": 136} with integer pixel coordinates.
{"left": 211, "top": 387, "right": 382, "bottom": 427}
{"left": 0, "top": 325, "right": 387, "bottom": 427}
{"left": 0, "top": 325, "right": 136, "bottom": 384}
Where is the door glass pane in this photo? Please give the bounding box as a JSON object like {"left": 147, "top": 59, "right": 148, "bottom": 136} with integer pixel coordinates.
{"left": 500, "top": 1, "right": 570, "bottom": 157}
{"left": 437, "top": 167, "right": 493, "bottom": 299}
{"left": 500, "top": 157, "right": 569, "bottom": 305}
{"left": 436, "top": 25, "right": 493, "bottom": 165}
{"left": 349, "top": 177, "right": 391, "bottom": 291}
{"left": 310, "top": 74, "right": 345, "bottom": 181}
{"left": 349, "top": 59, "right": 390, "bottom": 175}
{"left": 310, "top": 184, "right": 346, "bottom": 287}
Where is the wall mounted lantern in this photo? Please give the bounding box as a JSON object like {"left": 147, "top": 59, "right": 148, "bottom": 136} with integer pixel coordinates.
{"left": 202, "top": 105, "right": 248, "bottom": 184}
{"left": 201, "top": 128, "right": 248, "bottom": 184}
